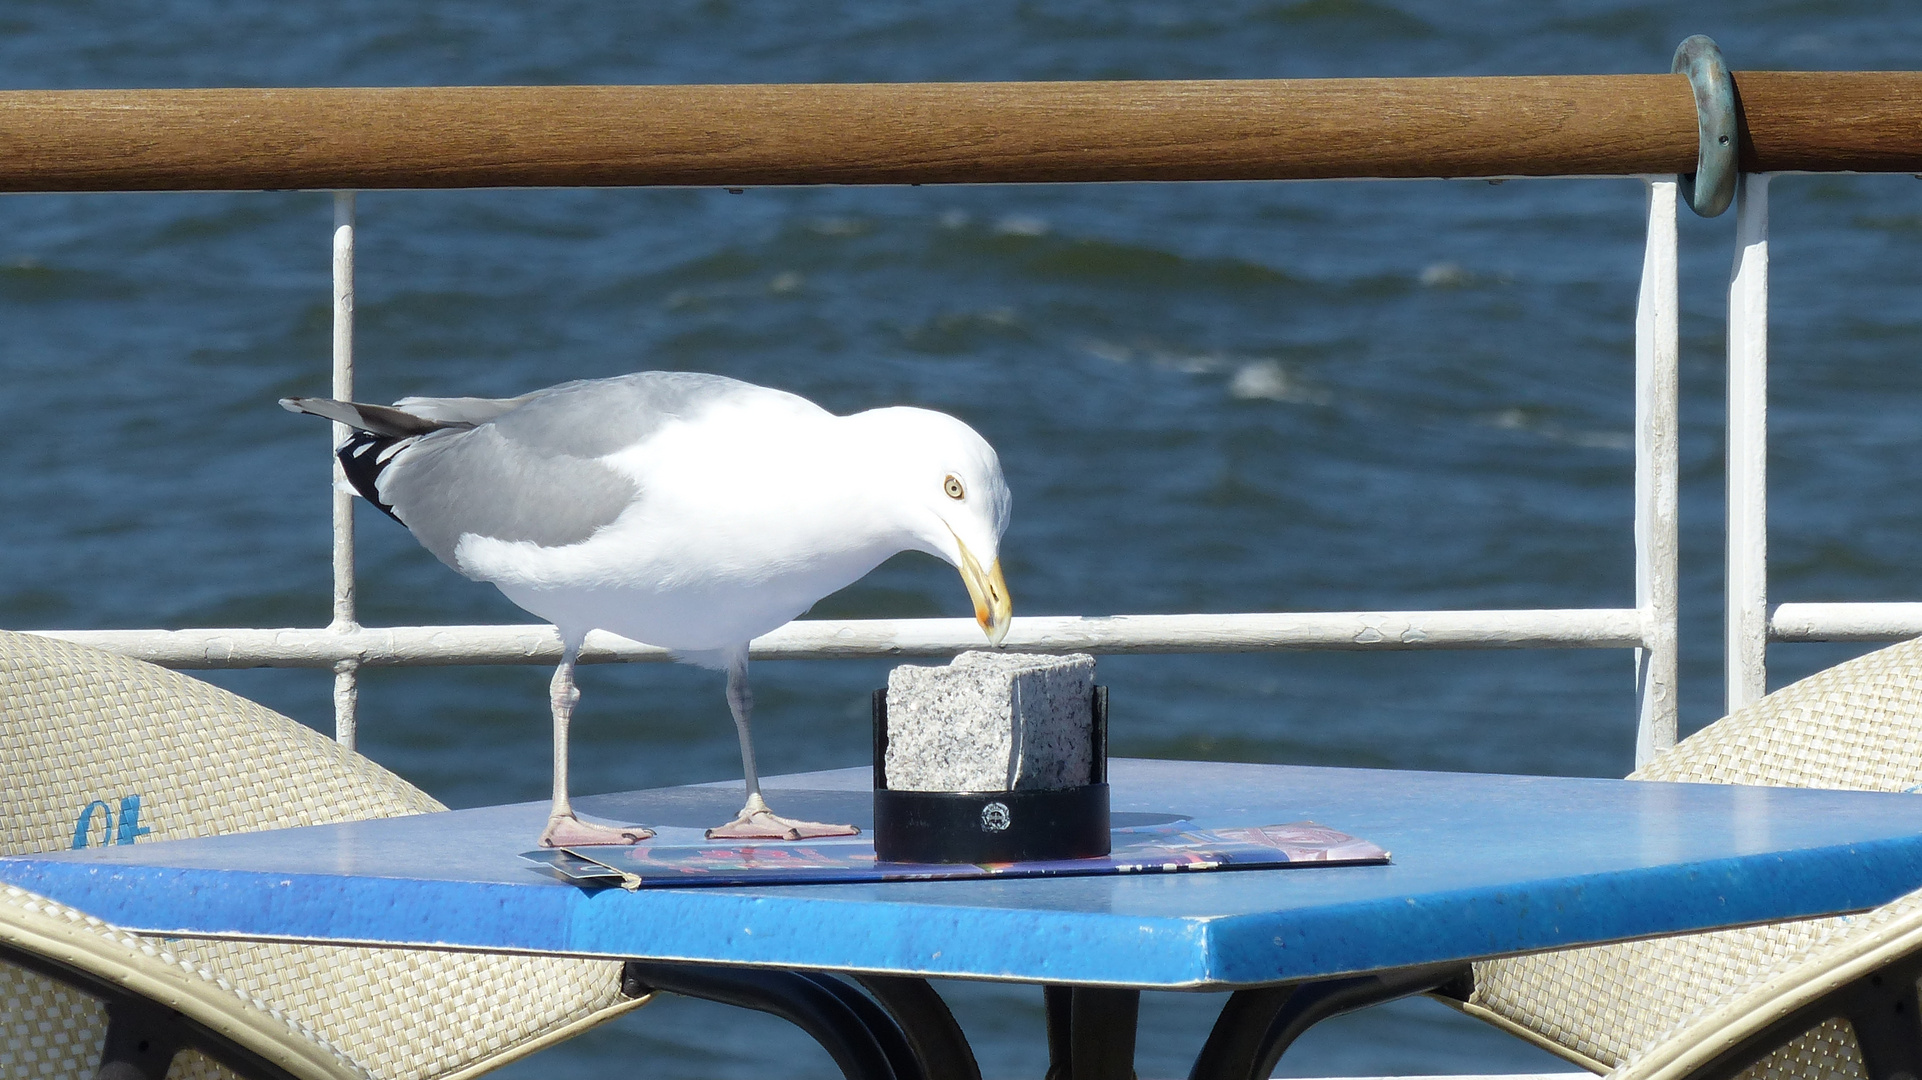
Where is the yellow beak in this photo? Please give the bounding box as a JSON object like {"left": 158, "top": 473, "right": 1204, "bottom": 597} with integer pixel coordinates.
{"left": 957, "top": 542, "right": 1012, "bottom": 646}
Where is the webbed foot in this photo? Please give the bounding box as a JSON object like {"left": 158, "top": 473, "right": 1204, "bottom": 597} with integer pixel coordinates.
{"left": 704, "top": 793, "right": 860, "bottom": 841}
{"left": 540, "top": 812, "right": 655, "bottom": 847}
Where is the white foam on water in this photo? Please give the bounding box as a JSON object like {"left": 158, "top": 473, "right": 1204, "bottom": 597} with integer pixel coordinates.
{"left": 1481, "top": 408, "right": 1630, "bottom": 451}
{"left": 1420, "top": 261, "right": 1473, "bottom": 287}
{"left": 993, "top": 215, "right": 1049, "bottom": 236}
{"left": 1230, "top": 360, "right": 1331, "bottom": 404}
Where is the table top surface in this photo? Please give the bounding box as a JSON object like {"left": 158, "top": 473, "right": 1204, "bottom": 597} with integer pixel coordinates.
{"left": 8, "top": 759, "right": 1922, "bottom": 990}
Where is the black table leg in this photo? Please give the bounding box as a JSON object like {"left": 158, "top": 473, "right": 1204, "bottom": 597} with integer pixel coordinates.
{"left": 1044, "top": 985, "right": 1071, "bottom": 1080}
{"left": 626, "top": 960, "right": 1474, "bottom": 1080}
{"left": 802, "top": 973, "right": 931, "bottom": 1080}
{"left": 1849, "top": 963, "right": 1922, "bottom": 1080}
{"left": 623, "top": 961, "right": 904, "bottom": 1080}
{"left": 96, "top": 998, "right": 184, "bottom": 1080}
{"left": 852, "top": 974, "right": 984, "bottom": 1080}
{"left": 1184, "top": 985, "right": 1295, "bottom": 1080}
{"left": 1187, "top": 963, "right": 1469, "bottom": 1080}
{"left": 1044, "top": 984, "right": 1140, "bottom": 1080}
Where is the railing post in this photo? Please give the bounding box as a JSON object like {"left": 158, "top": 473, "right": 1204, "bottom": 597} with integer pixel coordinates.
{"left": 1726, "top": 173, "right": 1771, "bottom": 714}
{"left": 330, "top": 191, "right": 360, "bottom": 748}
{"left": 1634, "top": 178, "right": 1681, "bottom": 767}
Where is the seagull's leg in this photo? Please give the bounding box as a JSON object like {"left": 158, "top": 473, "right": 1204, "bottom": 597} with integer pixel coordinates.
{"left": 539, "top": 634, "right": 654, "bottom": 848}
{"left": 704, "top": 647, "right": 860, "bottom": 842}
{"left": 730, "top": 650, "right": 768, "bottom": 809}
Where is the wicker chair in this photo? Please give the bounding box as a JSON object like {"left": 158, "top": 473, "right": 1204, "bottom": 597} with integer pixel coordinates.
{"left": 1450, "top": 635, "right": 1922, "bottom": 1080}
{"left": 0, "top": 629, "right": 648, "bottom": 1080}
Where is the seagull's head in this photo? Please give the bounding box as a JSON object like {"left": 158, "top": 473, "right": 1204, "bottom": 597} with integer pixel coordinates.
{"left": 854, "top": 406, "right": 1013, "bottom": 645}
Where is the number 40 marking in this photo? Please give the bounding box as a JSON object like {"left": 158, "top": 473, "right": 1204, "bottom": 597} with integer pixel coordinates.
{"left": 71, "top": 795, "right": 150, "bottom": 849}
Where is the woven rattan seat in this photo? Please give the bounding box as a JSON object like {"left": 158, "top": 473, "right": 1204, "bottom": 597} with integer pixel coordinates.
{"left": 1456, "top": 635, "right": 1922, "bottom": 1080}
{"left": 0, "top": 629, "right": 648, "bottom": 1080}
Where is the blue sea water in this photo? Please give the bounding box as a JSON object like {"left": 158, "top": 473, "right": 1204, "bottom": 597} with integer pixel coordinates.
{"left": 6, "top": 1, "right": 1922, "bottom": 1075}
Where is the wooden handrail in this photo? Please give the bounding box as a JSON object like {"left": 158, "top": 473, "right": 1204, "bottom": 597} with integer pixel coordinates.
{"left": 1, "top": 72, "right": 1918, "bottom": 192}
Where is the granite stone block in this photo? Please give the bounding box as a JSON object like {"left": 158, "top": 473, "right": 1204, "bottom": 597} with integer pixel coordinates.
{"left": 884, "top": 651, "right": 1096, "bottom": 792}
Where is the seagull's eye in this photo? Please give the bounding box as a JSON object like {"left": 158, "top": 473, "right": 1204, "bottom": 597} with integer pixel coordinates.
{"left": 943, "top": 475, "right": 965, "bottom": 500}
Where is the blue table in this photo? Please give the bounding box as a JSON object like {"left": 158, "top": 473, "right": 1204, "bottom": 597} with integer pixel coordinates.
{"left": 10, "top": 759, "right": 1922, "bottom": 1080}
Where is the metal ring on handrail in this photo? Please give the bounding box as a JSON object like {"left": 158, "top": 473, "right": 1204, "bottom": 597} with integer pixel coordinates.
{"left": 1671, "top": 35, "right": 1738, "bottom": 217}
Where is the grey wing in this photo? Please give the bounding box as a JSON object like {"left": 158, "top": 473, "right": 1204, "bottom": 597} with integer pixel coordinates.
{"left": 480, "top": 370, "right": 807, "bottom": 457}
{"left": 390, "top": 393, "right": 534, "bottom": 426}
{"left": 378, "top": 425, "right": 640, "bottom": 569}
{"left": 376, "top": 371, "right": 799, "bottom": 572}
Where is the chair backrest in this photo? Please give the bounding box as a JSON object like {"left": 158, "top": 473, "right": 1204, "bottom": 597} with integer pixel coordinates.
{"left": 1634, "top": 635, "right": 1922, "bottom": 792}
{"left": 1457, "top": 635, "right": 1922, "bottom": 1075}
{"left": 1, "top": 630, "right": 441, "bottom": 855}
{"left": 1, "top": 883, "right": 367, "bottom": 1080}
{"left": 1610, "top": 884, "right": 1922, "bottom": 1080}
{"left": 0, "top": 630, "right": 643, "bottom": 1080}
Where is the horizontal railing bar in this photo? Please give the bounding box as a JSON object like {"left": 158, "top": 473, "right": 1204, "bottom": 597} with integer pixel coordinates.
{"left": 1, "top": 73, "right": 1917, "bottom": 192}
{"left": 31, "top": 609, "right": 1646, "bottom": 669}
{"left": 1770, "top": 602, "right": 1922, "bottom": 642}
{"left": 0, "top": 78, "right": 1689, "bottom": 190}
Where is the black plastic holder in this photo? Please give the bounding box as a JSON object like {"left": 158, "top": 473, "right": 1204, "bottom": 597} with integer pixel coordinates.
{"left": 873, "top": 685, "right": 1111, "bottom": 864}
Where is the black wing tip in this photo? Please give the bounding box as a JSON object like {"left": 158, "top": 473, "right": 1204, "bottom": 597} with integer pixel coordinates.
{"left": 335, "top": 430, "right": 407, "bottom": 525}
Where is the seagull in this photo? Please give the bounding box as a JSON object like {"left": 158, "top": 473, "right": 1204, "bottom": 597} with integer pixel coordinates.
{"left": 282, "top": 371, "right": 1012, "bottom": 846}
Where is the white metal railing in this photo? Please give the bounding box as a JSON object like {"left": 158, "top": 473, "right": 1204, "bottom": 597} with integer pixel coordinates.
{"left": 1725, "top": 174, "right": 1771, "bottom": 714}
{"left": 1772, "top": 604, "right": 1922, "bottom": 641}
{"left": 38, "top": 609, "right": 1651, "bottom": 667}
{"left": 34, "top": 177, "right": 1689, "bottom": 767}
{"left": 1721, "top": 174, "right": 1922, "bottom": 709}
{"left": 1714, "top": 174, "right": 1922, "bottom": 714}
{"left": 35, "top": 171, "right": 1922, "bottom": 752}
{"left": 1634, "top": 179, "right": 1681, "bottom": 763}
{"left": 330, "top": 191, "right": 360, "bottom": 747}
{"left": 13, "top": 74, "right": 1922, "bottom": 766}
{"left": 44, "top": 172, "right": 1898, "bottom": 764}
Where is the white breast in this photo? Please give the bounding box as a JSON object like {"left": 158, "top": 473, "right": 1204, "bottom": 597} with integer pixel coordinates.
{"left": 455, "top": 401, "right": 913, "bottom": 652}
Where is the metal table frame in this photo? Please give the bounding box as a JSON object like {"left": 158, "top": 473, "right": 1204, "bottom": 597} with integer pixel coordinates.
{"left": 607, "top": 958, "right": 1471, "bottom": 1080}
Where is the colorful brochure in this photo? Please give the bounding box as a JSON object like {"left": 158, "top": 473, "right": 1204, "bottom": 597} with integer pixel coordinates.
{"left": 521, "top": 819, "right": 1388, "bottom": 890}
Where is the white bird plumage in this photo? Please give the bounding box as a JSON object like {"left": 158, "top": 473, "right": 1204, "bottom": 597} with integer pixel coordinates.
{"left": 283, "top": 371, "right": 1013, "bottom": 845}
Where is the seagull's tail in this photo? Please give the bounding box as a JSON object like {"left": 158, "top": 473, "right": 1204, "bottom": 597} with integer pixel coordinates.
{"left": 280, "top": 396, "right": 473, "bottom": 526}
{"left": 279, "top": 396, "right": 469, "bottom": 438}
